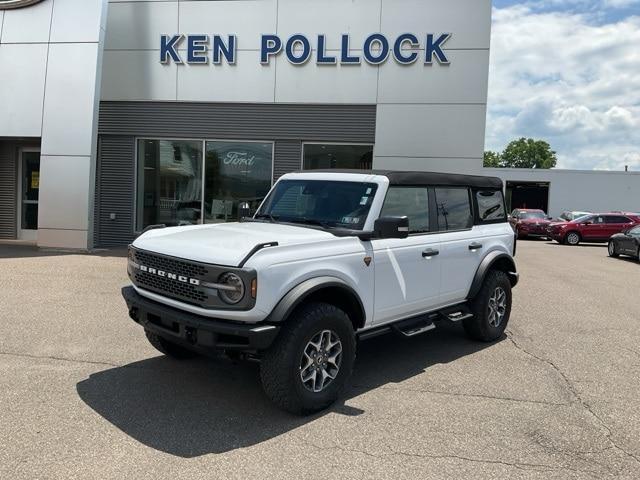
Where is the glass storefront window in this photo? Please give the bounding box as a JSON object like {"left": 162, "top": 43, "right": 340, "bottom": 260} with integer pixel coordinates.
{"left": 303, "top": 144, "right": 373, "bottom": 170}
{"left": 136, "top": 140, "right": 203, "bottom": 230}
{"left": 204, "top": 141, "right": 273, "bottom": 223}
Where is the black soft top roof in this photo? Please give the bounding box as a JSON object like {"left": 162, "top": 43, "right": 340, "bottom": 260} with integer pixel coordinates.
{"left": 298, "top": 169, "right": 503, "bottom": 190}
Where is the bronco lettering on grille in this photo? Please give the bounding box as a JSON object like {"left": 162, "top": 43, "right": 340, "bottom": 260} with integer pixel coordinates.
{"left": 138, "top": 265, "right": 201, "bottom": 286}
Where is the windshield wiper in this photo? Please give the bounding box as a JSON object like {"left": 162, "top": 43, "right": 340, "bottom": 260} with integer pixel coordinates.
{"left": 253, "top": 213, "right": 279, "bottom": 223}
{"left": 284, "top": 218, "right": 333, "bottom": 229}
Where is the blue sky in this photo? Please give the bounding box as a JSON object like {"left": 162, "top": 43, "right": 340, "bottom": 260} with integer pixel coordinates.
{"left": 486, "top": 0, "right": 640, "bottom": 170}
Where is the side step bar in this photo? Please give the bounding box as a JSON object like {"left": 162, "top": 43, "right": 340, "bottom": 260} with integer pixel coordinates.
{"left": 358, "top": 304, "right": 475, "bottom": 341}
{"left": 439, "top": 305, "right": 474, "bottom": 323}
{"left": 392, "top": 313, "right": 439, "bottom": 337}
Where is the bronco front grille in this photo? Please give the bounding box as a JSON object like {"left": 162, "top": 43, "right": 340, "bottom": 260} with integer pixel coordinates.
{"left": 130, "top": 249, "right": 209, "bottom": 307}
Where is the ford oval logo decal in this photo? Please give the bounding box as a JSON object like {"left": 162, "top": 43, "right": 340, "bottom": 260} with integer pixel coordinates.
{"left": 0, "top": 0, "right": 44, "bottom": 9}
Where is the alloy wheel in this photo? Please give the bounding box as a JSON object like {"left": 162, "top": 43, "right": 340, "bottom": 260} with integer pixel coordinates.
{"left": 299, "top": 330, "right": 343, "bottom": 393}
{"left": 488, "top": 287, "right": 507, "bottom": 328}
{"left": 567, "top": 233, "right": 580, "bottom": 245}
{"left": 608, "top": 242, "right": 615, "bottom": 256}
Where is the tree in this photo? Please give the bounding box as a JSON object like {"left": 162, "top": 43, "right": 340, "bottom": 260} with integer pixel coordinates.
{"left": 500, "top": 138, "right": 557, "bottom": 169}
{"left": 484, "top": 138, "right": 557, "bottom": 169}
{"left": 483, "top": 151, "right": 502, "bottom": 168}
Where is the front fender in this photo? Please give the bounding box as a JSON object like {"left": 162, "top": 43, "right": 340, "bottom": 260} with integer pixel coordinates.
{"left": 266, "top": 276, "right": 365, "bottom": 325}
{"left": 467, "top": 251, "right": 518, "bottom": 299}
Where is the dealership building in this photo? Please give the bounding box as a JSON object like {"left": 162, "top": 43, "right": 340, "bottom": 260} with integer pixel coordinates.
{"left": 0, "top": 0, "right": 638, "bottom": 249}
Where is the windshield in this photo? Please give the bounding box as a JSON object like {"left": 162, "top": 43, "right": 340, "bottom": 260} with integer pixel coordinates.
{"left": 256, "top": 180, "right": 379, "bottom": 231}
{"left": 520, "top": 212, "right": 547, "bottom": 220}
{"left": 572, "top": 215, "right": 592, "bottom": 223}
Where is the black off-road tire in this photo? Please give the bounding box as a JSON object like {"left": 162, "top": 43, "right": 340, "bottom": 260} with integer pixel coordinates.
{"left": 464, "top": 270, "right": 512, "bottom": 342}
{"left": 608, "top": 241, "right": 619, "bottom": 258}
{"left": 145, "top": 330, "right": 198, "bottom": 359}
{"left": 260, "top": 302, "right": 356, "bottom": 415}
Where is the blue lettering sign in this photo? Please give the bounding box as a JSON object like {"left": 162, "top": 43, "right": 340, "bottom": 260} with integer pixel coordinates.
{"left": 340, "top": 34, "right": 360, "bottom": 65}
{"left": 425, "top": 33, "right": 451, "bottom": 65}
{"left": 187, "top": 34, "right": 209, "bottom": 64}
{"left": 261, "top": 34, "right": 282, "bottom": 64}
{"left": 213, "top": 35, "right": 236, "bottom": 64}
{"left": 317, "top": 35, "right": 336, "bottom": 65}
{"left": 160, "top": 34, "right": 183, "bottom": 64}
{"left": 286, "top": 34, "right": 312, "bottom": 64}
{"left": 393, "top": 33, "right": 419, "bottom": 65}
{"left": 160, "top": 33, "right": 454, "bottom": 67}
{"left": 363, "top": 33, "right": 389, "bottom": 65}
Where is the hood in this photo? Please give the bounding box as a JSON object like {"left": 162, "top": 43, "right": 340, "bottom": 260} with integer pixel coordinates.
{"left": 133, "top": 222, "right": 336, "bottom": 267}
{"left": 520, "top": 218, "right": 550, "bottom": 224}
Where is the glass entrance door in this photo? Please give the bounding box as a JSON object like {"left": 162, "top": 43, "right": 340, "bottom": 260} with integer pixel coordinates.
{"left": 19, "top": 150, "right": 40, "bottom": 240}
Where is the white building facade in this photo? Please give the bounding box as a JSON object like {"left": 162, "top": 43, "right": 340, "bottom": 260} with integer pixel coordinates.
{"left": 1, "top": 0, "right": 635, "bottom": 249}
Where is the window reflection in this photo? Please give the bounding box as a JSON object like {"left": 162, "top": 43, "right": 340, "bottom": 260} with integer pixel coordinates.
{"left": 136, "top": 140, "right": 203, "bottom": 230}
{"left": 303, "top": 144, "right": 373, "bottom": 170}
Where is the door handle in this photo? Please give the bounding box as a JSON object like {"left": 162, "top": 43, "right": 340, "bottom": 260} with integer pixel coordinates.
{"left": 469, "top": 243, "right": 483, "bottom": 251}
{"left": 422, "top": 248, "right": 439, "bottom": 258}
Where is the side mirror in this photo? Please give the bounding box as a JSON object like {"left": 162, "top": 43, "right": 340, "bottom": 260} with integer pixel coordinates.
{"left": 374, "top": 216, "right": 409, "bottom": 239}
{"left": 583, "top": 221, "right": 593, "bottom": 225}
{"left": 238, "top": 202, "right": 251, "bottom": 220}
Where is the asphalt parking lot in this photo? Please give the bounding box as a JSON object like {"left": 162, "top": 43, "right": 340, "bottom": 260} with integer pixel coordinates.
{"left": 1, "top": 241, "right": 639, "bottom": 479}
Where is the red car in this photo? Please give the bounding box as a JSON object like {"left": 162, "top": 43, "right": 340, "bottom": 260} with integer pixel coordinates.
{"left": 547, "top": 213, "right": 640, "bottom": 246}
{"left": 509, "top": 209, "right": 552, "bottom": 239}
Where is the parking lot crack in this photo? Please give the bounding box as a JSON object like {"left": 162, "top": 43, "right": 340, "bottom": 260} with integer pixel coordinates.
{"left": 351, "top": 383, "right": 570, "bottom": 407}
{"left": 0, "top": 350, "right": 121, "bottom": 369}
{"left": 302, "top": 441, "right": 598, "bottom": 475}
{"left": 506, "top": 331, "right": 640, "bottom": 467}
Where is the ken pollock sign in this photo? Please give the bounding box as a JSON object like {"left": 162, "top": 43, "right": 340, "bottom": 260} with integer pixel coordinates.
{"left": 160, "top": 33, "right": 452, "bottom": 66}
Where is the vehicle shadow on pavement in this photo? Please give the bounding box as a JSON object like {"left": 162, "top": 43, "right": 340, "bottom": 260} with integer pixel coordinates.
{"left": 76, "top": 322, "right": 497, "bottom": 458}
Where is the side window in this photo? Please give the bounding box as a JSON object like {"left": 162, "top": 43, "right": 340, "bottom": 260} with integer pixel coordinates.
{"left": 435, "top": 188, "right": 473, "bottom": 231}
{"left": 380, "top": 187, "right": 430, "bottom": 234}
{"left": 630, "top": 226, "right": 640, "bottom": 237}
{"left": 475, "top": 190, "right": 506, "bottom": 223}
{"left": 606, "top": 215, "right": 631, "bottom": 224}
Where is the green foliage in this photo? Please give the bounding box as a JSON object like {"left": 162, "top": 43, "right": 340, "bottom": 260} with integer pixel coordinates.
{"left": 484, "top": 138, "right": 557, "bottom": 169}
{"left": 483, "top": 151, "right": 502, "bottom": 168}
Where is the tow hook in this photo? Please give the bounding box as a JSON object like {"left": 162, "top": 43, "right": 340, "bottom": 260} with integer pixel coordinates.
{"left": 185, "top": 327, "right": 197, "bottom": 345}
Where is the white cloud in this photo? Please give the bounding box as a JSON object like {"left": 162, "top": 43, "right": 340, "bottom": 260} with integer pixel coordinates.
{"left": 486, "top": 6, "right": 640, "bottom": 170}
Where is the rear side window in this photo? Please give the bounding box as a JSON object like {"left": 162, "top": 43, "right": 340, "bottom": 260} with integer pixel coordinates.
{"left": 380, "top": 187, "right": 430, "bottom": 233}
{"left": 605, "top": 215, "right": 631, "bottom": 224}
{"left": 475, "top": 190, "right": 506, "bottom": 223}
{"left": 435, "top": 188, "right": 473, "bottom": 231}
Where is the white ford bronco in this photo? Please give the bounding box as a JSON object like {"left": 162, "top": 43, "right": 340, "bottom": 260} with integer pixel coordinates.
{"left": 122, "top": 170, "right": 518, "bottom": 414}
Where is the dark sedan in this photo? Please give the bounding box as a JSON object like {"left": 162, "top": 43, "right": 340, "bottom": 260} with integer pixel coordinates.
{"left": 608, "top": 225, "right": 640, "bottom": 261}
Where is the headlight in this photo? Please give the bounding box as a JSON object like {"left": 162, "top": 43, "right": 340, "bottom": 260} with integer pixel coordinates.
{"left": 217, "top": 272, "right": 245, "bottom": 304}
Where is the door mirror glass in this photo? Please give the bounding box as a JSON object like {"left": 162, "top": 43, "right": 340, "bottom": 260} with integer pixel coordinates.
{"left": 374, "top": 216, "right": 409, "bottom": 239}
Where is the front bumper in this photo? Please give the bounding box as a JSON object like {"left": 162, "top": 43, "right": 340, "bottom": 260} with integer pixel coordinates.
{"left": 122, "top": 286, "right": 279, "bottom": 352}
{"left": 518, "top": 224, "right": 550, "bottom": 237}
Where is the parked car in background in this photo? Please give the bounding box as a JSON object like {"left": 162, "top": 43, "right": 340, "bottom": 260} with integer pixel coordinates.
{"left": 556, "top": 211, "right": 592, "bottom": 222}
{"left": 608, "top": 225, "right": 640, "bottom": 261}
{"left": 509, "top": 209, "right": 552, "bottom": 239}
{"left": 548, "top": 213, "right": 640, "bottom": 246}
